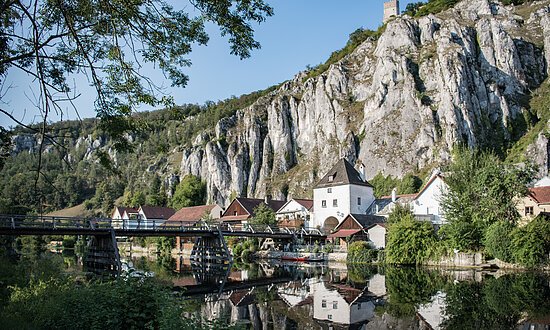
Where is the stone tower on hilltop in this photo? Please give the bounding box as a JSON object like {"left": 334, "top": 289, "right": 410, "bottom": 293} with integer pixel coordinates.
{"left": 383, "top": 0, "right": 400, "bottom": 23}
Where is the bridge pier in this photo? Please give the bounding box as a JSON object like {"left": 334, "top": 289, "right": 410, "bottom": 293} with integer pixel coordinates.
{"left": 84, "top": 230, "right": 121, "bottom": 277}
{"left": 190, "top": 228, "right": 232, "bottom": 265}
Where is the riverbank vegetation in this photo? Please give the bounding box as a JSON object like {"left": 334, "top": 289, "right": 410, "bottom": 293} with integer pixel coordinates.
{"left": 354, "top": 147, "right": 549, "bottom": 268}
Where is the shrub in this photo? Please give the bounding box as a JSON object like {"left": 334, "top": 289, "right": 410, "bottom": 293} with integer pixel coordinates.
{"left": 483, "top": 221, "right": 514, "bottom": 262}
{"left": 347, "top": 241, "right": 378, "bottom": 264}
{"left": 241, "top": 249, "right": 254, "bottom": 261}
{"left": 511, "top": 215, "right": 550, "bottom": 268}
{"left": 386, "top": 218, "right": 437, "bottom": 265}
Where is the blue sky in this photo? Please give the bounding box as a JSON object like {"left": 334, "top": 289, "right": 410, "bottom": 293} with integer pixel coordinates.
{"left": 1, "top": 0, "right": 415, "bottom": 128}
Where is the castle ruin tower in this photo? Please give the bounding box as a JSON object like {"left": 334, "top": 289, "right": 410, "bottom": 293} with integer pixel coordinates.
{"left": 383, "top": 0, "right": 400, "bottom": 23}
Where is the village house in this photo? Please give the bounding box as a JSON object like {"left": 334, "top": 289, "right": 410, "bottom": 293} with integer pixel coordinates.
{"left": 516, "top": 185, "right": 550, "bottom": 223}
{"left": 162, "top": 204, "right": 224, "bottom": 250}
{"left": 136, "top": 206, "right": 176, "bottom": 229}
{"left": 313, "top": 158, "right": 375, "bottom": 234}
{"left": 367, "top": 189, "right": 417, "bottom": 217}
{"left": 111, "top": 206, "right": 138, "bottom": 229}
{"left": 275, "top": 198, "right": 314, "bottom": 229}
{"left": 328, "top": 213, "right": 386, "bottom": 249}
{"left": 411, "top": 170, "right": 448, "bottom": 226}
{"left": 220, "top": 197, "right": 286, "bottom": 226}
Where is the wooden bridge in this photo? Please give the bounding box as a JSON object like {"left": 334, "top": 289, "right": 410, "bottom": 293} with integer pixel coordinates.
{"left": 0, "top": 214, "right": 326, "bottom": 277}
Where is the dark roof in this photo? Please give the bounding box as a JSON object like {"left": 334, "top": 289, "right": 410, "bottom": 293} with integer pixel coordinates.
{"left": 235, "top": 197, "right": 286, "bottom": 216}
{"left": 294, "top": 199, "right": 314, "bottom": 210}
{"left": 336, "top": 214, "right": 386, "bottom": 231}
{"left": 167, "top": 204, "right": 219, "bottom": 222}
{"left": 139, "top": 206, "right": 176, "bottom": 220}
{"left": 114, "top": 206, "right": 138, "bottom": 217}
{"left": 315, "top": 158, "right": 373, "bottom": 188}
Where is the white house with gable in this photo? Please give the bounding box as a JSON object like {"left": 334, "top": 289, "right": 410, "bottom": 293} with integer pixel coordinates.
{"left": 313, "top": 158, "right": 375, "bottom": 233}
{"left": 275, "top": 198, "right": 313, "bottom": 229}
{"left": 412, "top": 170, "right": 448, "bottom": 225}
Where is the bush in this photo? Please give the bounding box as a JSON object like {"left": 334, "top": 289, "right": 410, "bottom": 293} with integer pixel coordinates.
{"left": 386, "top": 218, "right": 437, "bottom": 265}
{"left": 347, "top": 241, "right": 378, "bottom": 264}
{"left": 232, "top": 243, "right": 244, "bottom": 258}
{"left": 61, "top": 236, "right": 76, "bottom": 249}
{"left": 511, "top": 215, "right": 550, "bottom": 268}
{"left": 483, "top": 221, "right": 514, "bottom": 262}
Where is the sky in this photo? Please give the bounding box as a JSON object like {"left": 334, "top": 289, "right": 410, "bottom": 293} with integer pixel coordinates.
{"left": 0, "top": 0, "right": 416, "bottom": 128}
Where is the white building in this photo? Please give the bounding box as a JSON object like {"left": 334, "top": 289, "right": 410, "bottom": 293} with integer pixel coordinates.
{"left": 275, "top": 198, "right": 313, "bottom": 229}
{"left": 412, "top": 171, "right": 448, "bottom": 225}
{"left": 313, "top": 158, "right": 375, "bottom": 233}
{"left": 366, "top": 223, "right": 387, "bottom": 249}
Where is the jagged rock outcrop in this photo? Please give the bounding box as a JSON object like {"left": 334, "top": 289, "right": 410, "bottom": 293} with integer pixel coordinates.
{"left": 177, "top": 0, "right": 550, "bottom": 206}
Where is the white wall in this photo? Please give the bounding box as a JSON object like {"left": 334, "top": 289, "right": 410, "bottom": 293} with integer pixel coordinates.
{"left": 412, "top": 176, "right": 447, "bottom": 224}
{"left": 368, "top": 225, "right": 386, "bottom": 249}
{"left": 275, "top": 200, "right": 312, "bottom": 227}
{"left": 313, "top": 184, "right": 375, "bottom": 229}
{"left": 209, "top": 205, "right": 224, "bottom": 219}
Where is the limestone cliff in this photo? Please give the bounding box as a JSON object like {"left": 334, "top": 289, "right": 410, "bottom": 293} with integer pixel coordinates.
{"left": 178, "top": 0, "right": 550, "bottom": 205}
{"left": 7, "top": 0, "right": 550, "bottom": 208}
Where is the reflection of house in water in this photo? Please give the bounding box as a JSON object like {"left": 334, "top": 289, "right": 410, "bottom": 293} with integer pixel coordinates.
{"left": 417, "top": 291, "right": 446, "bottom": 330}
{"left": 276, "top": 275, "right": 387, "bottom": 328}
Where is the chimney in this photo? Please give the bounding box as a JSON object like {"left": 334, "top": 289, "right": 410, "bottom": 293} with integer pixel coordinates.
{"left": 391, "top": 188, "right": 397, "bottom": 203}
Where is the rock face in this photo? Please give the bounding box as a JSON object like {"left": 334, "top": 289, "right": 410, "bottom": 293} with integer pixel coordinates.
{"left": 178, "top": 0, "right": 550, "bottom": 206}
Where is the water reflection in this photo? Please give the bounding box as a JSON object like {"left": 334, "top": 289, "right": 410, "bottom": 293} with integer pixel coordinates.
{"left": 120, "top": 254, "right": 550, "bottom": 330}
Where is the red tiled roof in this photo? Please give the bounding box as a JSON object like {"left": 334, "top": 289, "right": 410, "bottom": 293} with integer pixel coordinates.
{"left": 528, "top": 186, "right": 550, "bottom": 204}
{"left": 167, "top": 204, "right": 218, "bottom": 222}
{"left": 139, "top": 206, "right": 176, "bottom": 220}
{"left": 293, "top": 199, "right": 314, "bottom": 210}
{"left": 220, "top": 215, "right": 250, "bottom": 222}
{"left": 328, "top": 229, "right": 362, "bottom": 238}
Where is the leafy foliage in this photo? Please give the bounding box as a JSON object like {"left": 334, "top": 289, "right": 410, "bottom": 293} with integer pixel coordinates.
{"left": 0, "top": 0, "right": 274, "bottom": 151}
{"left": 370, "top": 172, "right": 423, "bottom": 198}
{"left": 169, "top": 175, "right": 206, "bottom": 210}
{"left": 511, "top": 214, "right": 550, "bottom": 268}
{"left": 385, "top": 207, "right": 437, "bottom": 265}
{"left": 441, "top": 147, "right": 534, "bottom": 251}
{"left": 347, "top": 241, "right": 378, "bottom": 264}
{"left": 483, "top": 221, "right": 514, "bottom": 262}
{"left": 249, "top": 203, "right": 277, "bottom": 226}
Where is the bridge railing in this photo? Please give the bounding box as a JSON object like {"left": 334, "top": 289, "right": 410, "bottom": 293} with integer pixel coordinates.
{"left": 0, "top": 214, "right": 326, "bottom": 236}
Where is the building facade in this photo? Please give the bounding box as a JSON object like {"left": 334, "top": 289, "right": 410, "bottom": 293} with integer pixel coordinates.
{"left": 412, "top": 171, "right": 447, "bottom": 225}
{"left": 275, "top": 198, "right": 313, "bottom": 229}
{"left": 312, "top": 159, "right": 375, "bottom": 233}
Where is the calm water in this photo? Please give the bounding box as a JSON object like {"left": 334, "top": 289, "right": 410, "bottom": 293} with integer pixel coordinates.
{"left": 125, "top": 254, "right": 550, "bottom": 330}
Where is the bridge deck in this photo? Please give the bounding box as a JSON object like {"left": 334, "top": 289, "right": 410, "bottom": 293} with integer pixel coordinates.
{"left": 0, "top": 215, "right": 326, "bottom": 240}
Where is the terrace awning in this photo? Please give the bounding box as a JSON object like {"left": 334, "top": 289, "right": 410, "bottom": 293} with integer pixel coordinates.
{"left": 328, "top": 229, "right": 361, "bottom": 238}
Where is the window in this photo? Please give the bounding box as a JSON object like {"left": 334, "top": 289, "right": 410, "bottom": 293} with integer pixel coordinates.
{"left": 328, "top": 315, "right": 332, "bottom": 320}
{"left": 357, "top": 197, "right": 361, "bottom": 205}
{"left": 333, "top": 199, "right": 338, "bottom": 207}
{"left": 327, "top": 188, "right": 332, "bottom": 193}
{"left": 328, "top": 174, "right": 334, "bottom": 182}
{"left": 525, "top": 206, "right": 534, "bottom": 216}
{"left": 332, "top": 301, "right": 338, "bottom": 309}
{"left": 322, "top": 200, "right": 327, "bottom": 208}
{"left": 233, "top": 211, "right": 238, "bottom": 216}
{"left": 357, "top": 303, "right": 362, "bottom": 309}
{"left": 322, "top": 300, "right": 327, "bottom": 308}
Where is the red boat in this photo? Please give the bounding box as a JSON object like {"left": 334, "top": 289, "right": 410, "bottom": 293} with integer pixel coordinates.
{"left": 281, "top": 255, "right": 325, "bottom": 262}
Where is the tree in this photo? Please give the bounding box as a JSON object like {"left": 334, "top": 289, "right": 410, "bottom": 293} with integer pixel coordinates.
{"left": 385, "top": 206, "right": 437, "bottom": 265}
{"left": 441, "top": 147, "right": 534, "bottom": 251}
{"left": 249, "top": 203, "right": 276, "bottom": 226}
{"left": 511, "top": 214, "right": 550, "bottom": 268}
{"left": 169, "top": 174, "right": 206, "bottom": 210}
{"left": 0, "top": 0, "right": 274, "bottom": 159}
{"left": 404, "top": 2, "right": 425, "bottom": 16}
{"left": 483, "top": 221, "right": 514, "bottom": 262}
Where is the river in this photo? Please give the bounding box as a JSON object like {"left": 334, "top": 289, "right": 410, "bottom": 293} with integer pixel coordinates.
{"left": 124, "top": 254, "right": 550, "bottom": 329}
{"left": 1, "top": 251, "right": 549, "bottom": 329}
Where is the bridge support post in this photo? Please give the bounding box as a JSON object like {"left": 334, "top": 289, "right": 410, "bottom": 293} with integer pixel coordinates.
{"left": 84, "top": 230, "right": 121, "bottom": 277}
{"left": 190, "top": 228, "right": 232, "bottom": 286}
